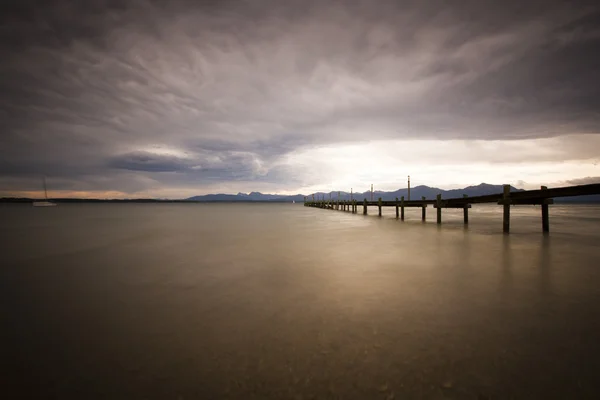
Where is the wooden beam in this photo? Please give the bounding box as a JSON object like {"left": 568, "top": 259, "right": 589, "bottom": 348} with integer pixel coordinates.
{"left": 400, "top": 196, "right": 405, "bottom": 221}
{"left": 541, "top": 186, "right": 549, "bottom": 233}
{"left": 503, "top": 184, "right": 510, "bottom": 233}
{"left": 463, "top": 194, "right": 469, "bottom": 225}
{"left": 436, "top": 194, "right": 442, "bottom": 224}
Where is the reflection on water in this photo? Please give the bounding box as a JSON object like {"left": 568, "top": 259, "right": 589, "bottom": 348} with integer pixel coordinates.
{"left": 1, "top": 203, "right": 600, "bottom": 398}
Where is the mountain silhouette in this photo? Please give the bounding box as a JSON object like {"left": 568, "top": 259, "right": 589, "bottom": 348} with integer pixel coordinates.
{"left": 185, "top": 183, "right": 524, "bottom": 202}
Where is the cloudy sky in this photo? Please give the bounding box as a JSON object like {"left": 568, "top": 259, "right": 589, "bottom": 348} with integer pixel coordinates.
{"left": 1, "top": 0, "right": 599, "bottom": 198}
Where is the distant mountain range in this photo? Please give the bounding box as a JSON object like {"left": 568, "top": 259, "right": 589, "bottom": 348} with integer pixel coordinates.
{"left": 2, "top": 183, "right": 597, "bottom": 203}
{"left": 186, "top": 183, "right": 600, "bottom": 203}
{"left": 186, "top": 183, "right": 525, "bottom": 202}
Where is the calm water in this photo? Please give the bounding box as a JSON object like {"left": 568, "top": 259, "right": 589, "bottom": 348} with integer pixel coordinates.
{"left": 2, "top": 203, "right": 600, "bottom": 398}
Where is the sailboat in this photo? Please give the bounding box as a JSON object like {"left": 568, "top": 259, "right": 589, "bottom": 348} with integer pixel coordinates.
{"left": 33, "top": 176, "right": 57, "bottom": 207}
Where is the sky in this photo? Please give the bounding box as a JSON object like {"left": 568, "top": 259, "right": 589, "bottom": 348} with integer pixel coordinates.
{"left": 1, "top": 0, "right": 600, "bottom": 199}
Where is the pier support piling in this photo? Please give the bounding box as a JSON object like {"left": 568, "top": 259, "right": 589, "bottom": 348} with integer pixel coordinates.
{"left": 503, "top": 184, "right": 510, "bottom": 233}
{"left": 421, "top": 196, "right": 426, "bottom": 221}
{"left": 463, "top": 194, "right": 469, "bottom": 225}
{"left": 364, "top": 199, "right": 367, "bottom": 215}
{"left": 400, "top": 196, "right": 405, "bottom": 221}
{"left": 436, "top": 194, "right": 442, "bottom": 224}
{"left": 541, "top": 186, "right": 549, "bottom": 233}
{"left": 378, "top": 197, "right": 382, "bottom": 217}
{"left": 395, "top": 197, "right": 399, "bottom": 218}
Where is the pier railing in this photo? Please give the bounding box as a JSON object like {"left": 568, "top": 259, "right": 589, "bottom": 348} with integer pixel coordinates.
{"left": 304, "top": 183, "right": 600, "bottom": 233}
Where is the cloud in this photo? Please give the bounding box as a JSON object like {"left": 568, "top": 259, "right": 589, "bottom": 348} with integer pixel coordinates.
{"left": 1, "top": 0, "right": 599, "bottom": 197}
{"left": 108, "top": 151, "right": 191, "bottom": 173}
{"left": 566, "top": 176, "right": 600, "bottom": 185}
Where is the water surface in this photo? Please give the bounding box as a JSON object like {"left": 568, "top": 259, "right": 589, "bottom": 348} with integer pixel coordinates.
{"left": 2, "top": 203, "right": 600, "bottom": 398}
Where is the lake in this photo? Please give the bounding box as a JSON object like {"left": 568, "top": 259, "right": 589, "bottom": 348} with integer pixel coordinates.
{"left": 2, "top": 203, "right": 600, "bottom": 398}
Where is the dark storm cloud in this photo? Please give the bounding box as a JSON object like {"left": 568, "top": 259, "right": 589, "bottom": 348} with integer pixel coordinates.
{"left": 1, "top": 0, "right": 599, "bottom": 195}
{"left": 108, "top": 149, "right": 267, "bottom": 181}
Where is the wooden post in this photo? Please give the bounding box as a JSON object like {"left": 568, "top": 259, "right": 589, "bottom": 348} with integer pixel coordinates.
{"left": 353, "top": 200, "right": 357, "bottom": 214}
{"left": 395, "top": 197, "right": 399, "bottom": 218}
{"left": 400, "top": 196, "right": 405, "bottom": 221}
{"left": 436, "top": 194, "right": 442, "bottom": 224}
{"left": 363, "top": 198, "right": 367, "bottom": 215}
{"left": 541, "top": 186, "right": 549, "bottom": 233}
{"left": 421, "top": 196, "right": 426, "bottom": 221}
{"left": 378, "top": 197, "right": 382, "bottom": 216}
{"left": 463, "top": 194, "right": 469, "bottom": 224}
{"left": 503, "top": 184, "right": 510, "bottom": 233}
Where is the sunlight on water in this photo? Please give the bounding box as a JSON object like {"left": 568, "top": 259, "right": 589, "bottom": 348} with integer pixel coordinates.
{"left": 2, "top": 203, "right": 600, "bottom": 398}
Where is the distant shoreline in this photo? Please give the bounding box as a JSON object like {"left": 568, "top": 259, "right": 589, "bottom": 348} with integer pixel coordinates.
{"left": 1, "top": 198, "right": 599, "bottom": 204}
{"left": 0, "top": 198, "right": 299, "bottom": 204}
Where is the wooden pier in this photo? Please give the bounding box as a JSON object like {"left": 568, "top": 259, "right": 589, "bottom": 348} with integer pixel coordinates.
{"left": 304, "top": 183, "right": 600, "bottom": 233}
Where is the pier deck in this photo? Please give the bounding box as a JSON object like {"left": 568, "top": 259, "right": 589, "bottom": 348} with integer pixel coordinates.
{"left": 305, "top": 183, "right": 600, "bottom": 233}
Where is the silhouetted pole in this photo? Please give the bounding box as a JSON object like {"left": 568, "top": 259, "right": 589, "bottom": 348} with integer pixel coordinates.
{"left": 371, "top": 184, "right": 373, "bottom": 201}
{"left": 378, "top": 197, "right": 382, "bottom": 216}
{"left": 463, "top": 194, "right": 469, "bottom": 224}
{"left": 408, "top": 175, "right": 411, "bottom": 201}
{"left": 436, "top": 194, "right": 442, "bottom": 224}
{"left": 503, "top": 184, "right": 510, "bottom": 233}
{"left": 395, "top": 197, "right": 399, "bottom": 218}
{"left": 541, "top": 186, "right": 549, "bottom": 233}
{"left": 421, "top": 196, "right": 426, "bottom": 221}
{"left": 363, "top": 198, "right": 367, "bottom": 215}
{"left": 400, "top": 196, "right": 405, "bottom": 221}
